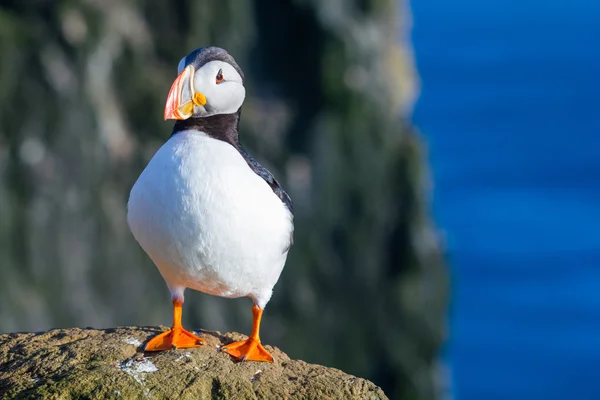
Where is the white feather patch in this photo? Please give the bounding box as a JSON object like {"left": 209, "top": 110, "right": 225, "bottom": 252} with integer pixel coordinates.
{"left": 127, "top": 131, "right": 292, "bottom": 308}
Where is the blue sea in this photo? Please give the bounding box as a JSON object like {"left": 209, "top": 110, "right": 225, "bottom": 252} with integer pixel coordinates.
{"left": 410, "top": 0, "right": 600, "bottom": 399}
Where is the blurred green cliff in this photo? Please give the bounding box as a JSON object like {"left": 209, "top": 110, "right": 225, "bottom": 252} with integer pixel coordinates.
{"left": 0, "top": 0, "right": 447, "bottom": 398}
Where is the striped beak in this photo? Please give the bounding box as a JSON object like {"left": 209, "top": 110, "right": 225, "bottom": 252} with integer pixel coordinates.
{"left": 164, "top": 65, "right": 207, "bottom": 120}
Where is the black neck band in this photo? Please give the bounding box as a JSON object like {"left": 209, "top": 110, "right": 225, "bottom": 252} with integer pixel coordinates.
{"left": 172, "top": 111, "right": 240, "bottom": 145}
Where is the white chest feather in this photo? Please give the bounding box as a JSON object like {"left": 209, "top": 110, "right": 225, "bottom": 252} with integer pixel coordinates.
{"left": 127, "top": 131, "right": 293, "bottom": 307}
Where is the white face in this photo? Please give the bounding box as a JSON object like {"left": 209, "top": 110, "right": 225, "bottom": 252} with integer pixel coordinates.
{"left": 180, "top": 59, "right": 245, "bottom": 117}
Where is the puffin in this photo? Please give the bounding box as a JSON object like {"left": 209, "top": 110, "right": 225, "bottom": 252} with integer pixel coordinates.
{"left": 127, "top": 46, "right": 294, "bottom": 362}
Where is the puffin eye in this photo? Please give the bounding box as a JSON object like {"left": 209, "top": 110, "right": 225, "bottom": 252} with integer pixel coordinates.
{"left": 216, "top": 69, "right": 224, "bottom": 84}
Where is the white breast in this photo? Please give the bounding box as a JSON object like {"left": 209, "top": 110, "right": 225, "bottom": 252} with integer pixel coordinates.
{"left": 127, "top": 131, "right": 293, "bottom": 308}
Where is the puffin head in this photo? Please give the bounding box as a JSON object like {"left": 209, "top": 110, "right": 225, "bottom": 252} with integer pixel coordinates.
{"left": 164, "top": 47, "right": 245, "bottom": 120}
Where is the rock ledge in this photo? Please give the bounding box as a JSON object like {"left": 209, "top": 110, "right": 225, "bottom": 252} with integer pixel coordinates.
{"left": 0, "top": 326, "right": 387, "bottom": 399}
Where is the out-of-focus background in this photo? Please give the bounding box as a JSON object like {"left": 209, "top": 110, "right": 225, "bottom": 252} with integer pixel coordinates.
{"left": 412, "top": 0, "right": 600, "bottom": 399}
{"left": 0, "top": 1, "right": 446, "bottom": 399}
{"left": 2, "top": 0, "right": 599, "bottom": 399}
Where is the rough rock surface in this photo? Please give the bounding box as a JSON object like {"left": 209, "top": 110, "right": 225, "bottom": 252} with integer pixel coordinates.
{"left": 0, "top": 327, "right": 387, "bottom": 399}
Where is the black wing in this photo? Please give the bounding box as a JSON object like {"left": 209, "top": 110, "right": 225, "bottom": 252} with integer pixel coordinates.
{"left": 237, "top": 147, "right": 294, "bottom": 252}
{"left": 237, "top": 147, "right": 294, "bottom": 213}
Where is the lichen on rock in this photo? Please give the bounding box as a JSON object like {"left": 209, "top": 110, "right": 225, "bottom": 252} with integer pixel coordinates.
{"left": 0, "top": 326, "right": 387, "bottom": 399}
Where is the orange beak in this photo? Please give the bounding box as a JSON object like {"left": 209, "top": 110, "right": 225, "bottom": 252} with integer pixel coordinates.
{"left": 164, "top": 65, "right": 207, "bottom": 120}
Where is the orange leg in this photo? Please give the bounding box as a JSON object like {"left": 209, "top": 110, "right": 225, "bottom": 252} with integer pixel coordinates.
{"left": 145, "top": 299, "right": 204, "bottom": 351}
{"left": 221, "top": 304, "right": 273, "bottom": 362}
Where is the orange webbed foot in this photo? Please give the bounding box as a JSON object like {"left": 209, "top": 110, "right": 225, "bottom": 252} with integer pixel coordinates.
{"left": 145, "top": 327, "right": 204, "bottom": 352}
{"left": 221, "top": 337, "right": 274, "bottom": 362}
